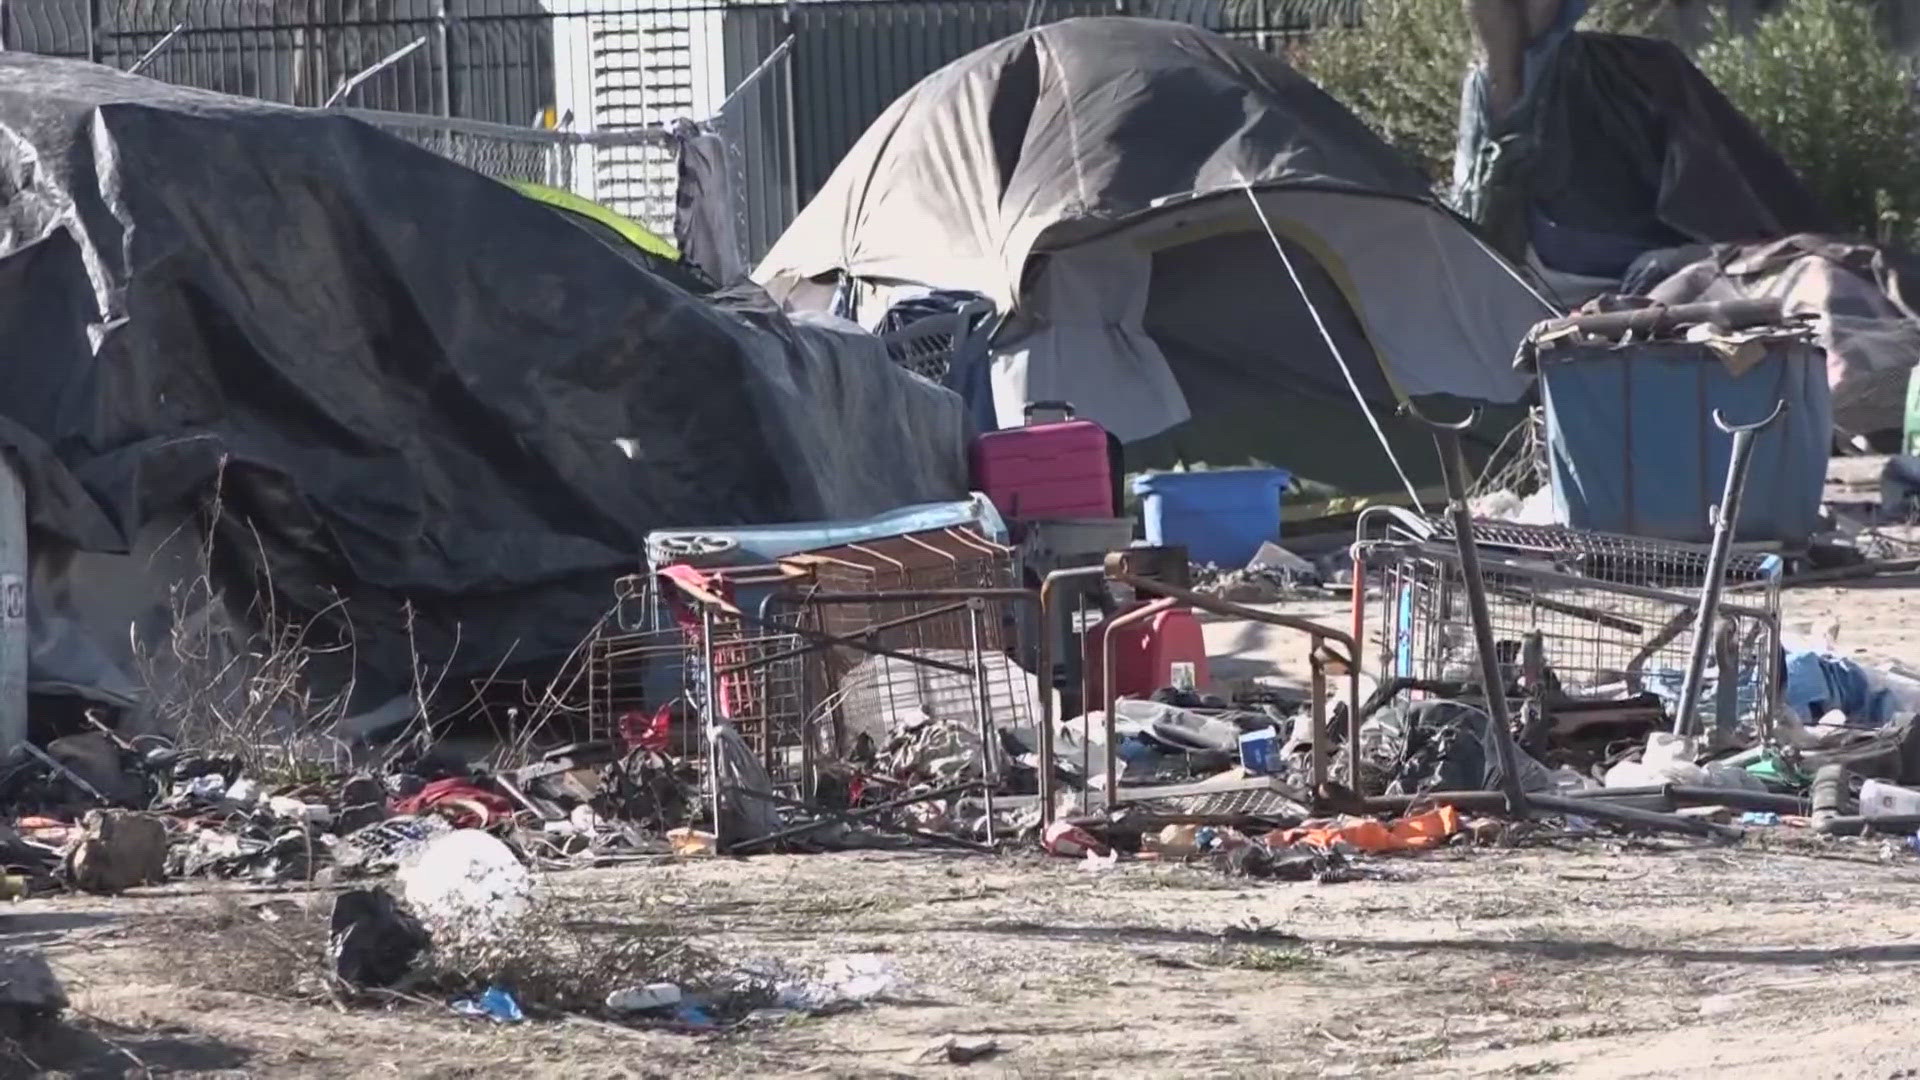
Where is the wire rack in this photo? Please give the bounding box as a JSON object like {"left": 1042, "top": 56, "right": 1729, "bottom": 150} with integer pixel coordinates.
{"left": 781, "top": 528, "right": 1039, "bottom": 765}
{"left": 587, "top": 576, "right": 811, "bottom": 793}
{"left": 1413, "top": 514, "right": 1783, "bottom": 593}
{"left": 1358, "top": 514, "right": 1784, "bottom": 734}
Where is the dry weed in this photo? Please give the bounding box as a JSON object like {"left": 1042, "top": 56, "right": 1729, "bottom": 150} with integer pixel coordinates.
{"left": 145, "top": 892, "right": 728, "bottom": 1020}
{"left": 132, "top": 458, "right": 357, "bottom": 786}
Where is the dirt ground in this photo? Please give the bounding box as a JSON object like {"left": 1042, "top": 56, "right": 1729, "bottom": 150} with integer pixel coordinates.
{"left": 14, "top": 522, "right": 1920, "bottom": 1077}
{"left": 16, "top": 832, "right": 1920, "bottom": 1079}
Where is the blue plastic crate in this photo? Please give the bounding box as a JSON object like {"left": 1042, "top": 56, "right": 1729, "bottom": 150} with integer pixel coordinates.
{"left": 1131, "top": 468, "right": 1290, "bottom": 567}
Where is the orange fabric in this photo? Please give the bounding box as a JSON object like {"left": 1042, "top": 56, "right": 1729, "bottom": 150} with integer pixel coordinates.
{"left": 1269, "top": 805, "right": 1462, "bottom": 853}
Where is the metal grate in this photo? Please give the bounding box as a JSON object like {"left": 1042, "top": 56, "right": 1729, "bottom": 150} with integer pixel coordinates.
{"left": 1407, "top": 512, "right": 1783, "bottom": 593}
{"left": 1126, "top": 782, "right": 1310, "bottom": 821}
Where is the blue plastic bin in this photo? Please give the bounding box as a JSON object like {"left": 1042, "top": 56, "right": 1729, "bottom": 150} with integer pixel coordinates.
{"left": 1131, "top": 468, "right": 1290, "bottom": 567}
{"left": 1537, "top": 338, "right": 1830, "bottom": 545}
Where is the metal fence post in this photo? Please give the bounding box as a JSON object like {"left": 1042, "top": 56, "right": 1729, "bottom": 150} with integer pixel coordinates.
{"left": 781, "top": 4, "right": 801, "bottom": 222}
{"left": 0, "top": 453, "right": 27, "bottom": 759}
{"left": 436, "top": 0, "right": 453, "bottom": 117}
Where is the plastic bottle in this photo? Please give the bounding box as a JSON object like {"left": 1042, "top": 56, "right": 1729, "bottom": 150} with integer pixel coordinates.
{"left": 1859, "top": 778, "right": 1920, "bottom": 818}
{"left": 605, "top": 983, "right": 682, "bottom": 1013}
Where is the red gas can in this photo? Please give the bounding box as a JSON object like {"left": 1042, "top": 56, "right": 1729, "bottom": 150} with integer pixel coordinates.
{"left": 1083, "top": 602, "right": 1211, "bottom": 703}
{"left": 969, "top": 402, "right": 1115, "bottom": 522}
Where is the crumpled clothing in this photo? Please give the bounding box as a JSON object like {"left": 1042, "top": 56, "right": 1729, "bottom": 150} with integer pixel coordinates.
{"left": 389, "top": 779, "right": 515, "bottom": 828}
{"left": 1782, "top": 650, "right": 1920, "bottom": 727}
{"left": 618, "top": 704, "right": 673, "bottom": 754}
{"left": 1269, "top": 805, "right": 1462, "bottom": 854}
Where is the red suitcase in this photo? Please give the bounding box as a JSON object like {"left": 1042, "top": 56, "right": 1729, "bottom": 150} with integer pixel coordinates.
{"left": 969, "top": 402, "right": 1116, "bottom": 522}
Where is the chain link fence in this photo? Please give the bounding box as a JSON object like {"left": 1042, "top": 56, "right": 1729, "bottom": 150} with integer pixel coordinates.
{"left": 3, "top": 0, "right": 1362, "bottom": 268}
{"left": 338, "top": 106, "right": 688, "bottom": 246}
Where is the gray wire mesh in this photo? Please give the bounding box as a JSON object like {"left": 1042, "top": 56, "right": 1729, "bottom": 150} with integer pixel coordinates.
{"left": 1360, "top": 515, "right": 1784, "bottom": 732}
{"left": 341, "top": 107, "right": 682, "bottom": 238}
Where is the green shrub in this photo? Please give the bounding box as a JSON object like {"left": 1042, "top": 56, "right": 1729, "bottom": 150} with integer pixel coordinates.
{"left": 1291, "top": 0, "right": 1920, "bottom": 242}
{"left": 1694, "top": 0, "right": 1920, "bottom": 243}
{"left": 1289, "top": 1, "right": 1663, "bottom": 188}
{"left": 1288, "top": 0, "right": 1472, "bottom": 184}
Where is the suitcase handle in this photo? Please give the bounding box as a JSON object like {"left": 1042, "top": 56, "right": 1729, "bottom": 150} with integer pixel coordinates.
{"left": 1024, "top": 400, "right": 1076, "bottom": 423}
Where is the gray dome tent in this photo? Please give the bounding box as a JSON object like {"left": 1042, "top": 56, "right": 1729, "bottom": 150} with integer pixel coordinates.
{"left": 756, "top": 17, "right": 1557, "bottom": 499}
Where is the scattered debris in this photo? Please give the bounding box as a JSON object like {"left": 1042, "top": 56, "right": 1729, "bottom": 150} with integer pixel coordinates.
{"left": 329, "top": 888, "right": 429, "bottom": 989}
{"left": 605, "top": 983, "right": 683, "bottom": 1014}
{"left": 0, "top": 948, "right": 65, "bottom": 1035}
{"left": 913, "top": 1034, "right": 1003, "bottom": 1065}
{"left": 773, "top": 955, "right": 906, "bottom": 1014}
{"left": 397, "top": 830, "right": 533, "bottom": 943}
{"left": 62, "top": 810, "right": 167, "bottom": 894}
{"left": 452, "top": 986, "right": 525, "bottom": 1023}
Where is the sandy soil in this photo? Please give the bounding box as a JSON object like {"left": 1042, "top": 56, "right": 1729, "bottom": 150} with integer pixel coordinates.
{"left": 11, "top": 565, "right": 1920, "bottom": 1078}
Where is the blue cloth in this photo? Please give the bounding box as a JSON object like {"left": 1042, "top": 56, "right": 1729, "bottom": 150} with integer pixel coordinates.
{"left": 1642, "top": 666, "right": 1763, "bottom": 733}
{"left": 1783, "top": 650, "right": 1898, "bottom": 726}
{"left": 1452, "top": 0, "right": 1592, "bottom": 200}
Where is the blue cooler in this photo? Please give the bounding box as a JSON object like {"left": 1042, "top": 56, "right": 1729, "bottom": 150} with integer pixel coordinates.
{"left": 1131, "top": 468, "right": 1290, "bottom": 567}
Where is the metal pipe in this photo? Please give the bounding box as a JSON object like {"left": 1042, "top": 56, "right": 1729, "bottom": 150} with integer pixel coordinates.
{"left": 1344, "top": 649, "right": 1362, "bottom": 794}
{"left": 1308, "top": 650, "right": 1328, "bottom": 790}
{"left": 1349, "top": 543, "right": 1367, "bottom": 710}
{"left": 1038, "top": 566, "right": 1108, "bottom": 827}
{"left": 1413, "top": 411, "right": 1529, "bottom": 815}
{"left": 129, "top": 20, "right": 188, "bottom": 75}
{"left": 729, "top": 781, "right": 984, "bottom": 851}
{"left": 791, "top": 588, "right": 1042, "bottom": 604}
{"left": 1361, "top": 787, "right": 1742, "bottom": 841}
{"left": 0, "top": 452, "right": 24, "bottom": 760}
{"left": 1814, "top": 813, "right": 1920, "bottom": 837}
{"left": 1527, "top": 791, "right": 1745, "bottom": 841}
{"left": 1564, "top": 785, "right": 1806, "bottom": 814}
{"left": 1100, "top": 597, "right": 1180, "bottom": 813}
{"left": 701, "top": 608, "right": 724, "bottom": 849}
{"left": 1358, "top": 791, "right": 1511, "bottom": 814}
{"left": 968, "top": 599, "right": 997, "bottom": 843}
{"left": 1674, "top": 401, "right": 1786, "bottom": 737}
{"left": 323, "top": 36, "right": 427, "bottom": 108}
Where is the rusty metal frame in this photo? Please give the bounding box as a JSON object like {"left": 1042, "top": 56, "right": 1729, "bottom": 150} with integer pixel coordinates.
{"left": 661, "top": 571, "right": 1048, "bottom": 852}
{"left": 1099, "top": 553, "right": 1363, "bottom": 813}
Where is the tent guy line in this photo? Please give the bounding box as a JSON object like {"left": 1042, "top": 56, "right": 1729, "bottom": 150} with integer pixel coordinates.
{"left": 1240, "top": 179, "right": 1427, "bottom": 513}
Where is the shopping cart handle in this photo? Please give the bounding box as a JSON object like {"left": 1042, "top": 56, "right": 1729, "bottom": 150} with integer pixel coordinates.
{"left": 1711, "top": 400, "right": 1786, "bottom": 435}
{"left": 1399, "top": 400, "right": 1481, "bottom": 433}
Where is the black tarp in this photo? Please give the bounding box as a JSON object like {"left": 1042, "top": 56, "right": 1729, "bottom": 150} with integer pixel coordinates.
{"left": 0, "top": 55, "right": 967, "bottom": 707}
{"left": 1458, "top": 32, "right": 1830, "bottom": 278}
